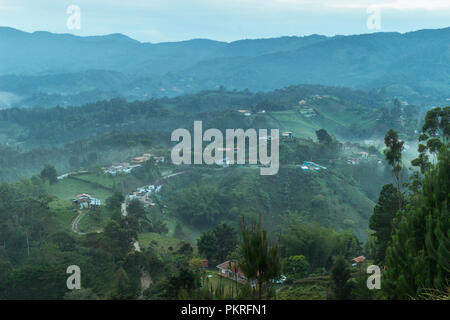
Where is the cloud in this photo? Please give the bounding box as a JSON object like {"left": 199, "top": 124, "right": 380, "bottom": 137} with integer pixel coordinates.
{"left": 329, "top": 0, "right": 450, "bottom": 10}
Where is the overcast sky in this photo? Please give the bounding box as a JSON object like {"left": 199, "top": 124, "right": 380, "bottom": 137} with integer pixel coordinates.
{"left": 1, "top": 0, "right": 449, "bottom": 42}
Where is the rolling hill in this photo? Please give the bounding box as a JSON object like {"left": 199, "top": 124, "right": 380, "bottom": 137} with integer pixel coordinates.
{"left": 1, "top": 26, "right": 449, "bottom": 107}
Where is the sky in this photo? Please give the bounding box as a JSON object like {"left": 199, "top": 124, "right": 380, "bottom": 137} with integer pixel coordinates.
{"left": 0, "top": 0, "right": 449, "bottom": 43}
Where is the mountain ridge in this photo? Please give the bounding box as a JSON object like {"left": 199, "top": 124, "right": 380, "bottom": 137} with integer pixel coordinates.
{"left": 1, "top": 26, "right": 449, "bottom": 106}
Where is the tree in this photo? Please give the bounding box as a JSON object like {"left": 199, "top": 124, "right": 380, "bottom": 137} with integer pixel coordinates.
{"left": 384, "top": 129, "right": 404, "bottom": 192}
{"left": 282, "top": 255, "right": 310, "bottom": 280}
{"left": 189, "top": 257, "right": 204, "bottom": 271}
{"left": 384, "top": 147, "right": 449, "bottom": 299}
{"left": 106, "top": 191, "right": 125, "bottom": 211}
{"left": 165, "top": 266, "right": 200, "bottom": 299}
{"left": 127, "top": 199, "right": 151, "bottom": 232}
{"left": 107, "top": 268, "right": 135, "bottom": 300}
{"left": 214, "top": 223, "right": 237, "bottom": 263}
{"left": 197, "top": 230, "right": 218, "bottom": 262}
{"left": 369, "top": 184, "right": 403, "bottom": 264}
{"left": 40, "top": 164, "right": 58, "bottom": 185}
{"left": 197, "top": 224, "right": 237, "bottom": 265}
{"left": 237, "top": 215, "right": 281, "bottom": 300}
{"left": 412, "top": 106, "right": 449, "bottom": 173}
{"left": 315, "top": 128, "right": 342, "bottom": 158}
{"left": 173, "top": 222, "right": 187, "bottom": 240}
{"left": 316, "top": 129, "right": 333, "bottom": 145}
{"left": 330, "top": 255, "right": 351, "bottom": 300}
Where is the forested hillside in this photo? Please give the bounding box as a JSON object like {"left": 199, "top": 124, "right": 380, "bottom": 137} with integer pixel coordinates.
{"left": 1, "top": 27, "right": 449, "bottom": 107}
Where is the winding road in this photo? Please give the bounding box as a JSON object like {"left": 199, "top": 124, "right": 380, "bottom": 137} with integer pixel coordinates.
{"left": 71, "top": 211, "right": 86, "bottom": 235}
{"left": 120, "top": 170, "right": 187, "bottom": 252}
{"left": 70, "top": 170, "right": 186, "bottom": 242}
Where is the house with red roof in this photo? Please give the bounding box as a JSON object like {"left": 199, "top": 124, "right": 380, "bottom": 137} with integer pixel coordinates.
{"left": 352, "top": 256, "right": 366, "bottom": 264}
{"left": 216, "top": 260, "right": 248, "bottom": 284}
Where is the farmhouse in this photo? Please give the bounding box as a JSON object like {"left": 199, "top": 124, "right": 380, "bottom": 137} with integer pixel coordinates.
{"left": 73, "top": 194, "right": 101, "bottom": 210}
{"left": 216, "top": 260, "right": 248, "bottom": 284}
{"left": 351, "top": 256, "right": 366, "bottom": 266}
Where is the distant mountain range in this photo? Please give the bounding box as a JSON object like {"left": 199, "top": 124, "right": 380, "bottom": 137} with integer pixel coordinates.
{"left": 0, "top": 26, "right": 449, "bottom": 107}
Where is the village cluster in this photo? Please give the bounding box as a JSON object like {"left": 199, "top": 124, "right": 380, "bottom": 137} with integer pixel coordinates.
{"left": 128, "top": 183, "right": 163, "bottom": 207}
{"left": 346, "top": 151, "right": 382, "bottom": 166}
{"left": 103, "top": 153, "right": 165, "bottom": 176}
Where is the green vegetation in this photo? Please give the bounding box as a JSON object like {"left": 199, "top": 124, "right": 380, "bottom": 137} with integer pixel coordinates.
{"left": 0, "top": 58, "right": 447, "bottom": 302}
{"left": 384, "top": 146, "right": 449, "bottom": 299}
{"left": 329, "top": 255, "right": 352, "bottom": 300}
{"left": 237, "top": 216, "right": 281, "bottom": 299}
{"left": 49, "top": 200, "right": 78, "bottom": 232}
{"left": 47, "top": 177, "right": 113, "bottom": 202}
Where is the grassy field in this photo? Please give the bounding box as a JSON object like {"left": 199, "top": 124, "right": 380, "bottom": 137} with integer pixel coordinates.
{"left": 138, "top": 232, "right": 184, "bottom": 253}
{"left": 49, "top": 199, "right": 78, "bottom": 232}
{"left": 47, "top": 177, "right": 113, "bottom": 202}
{"left": 270, "top": 110, "right": 319, "bottom": 138}
{"left": 77, "top": 208, "right": 114, "bottom": 234}
{"left": 270, "top": 104, "right": 377, "bottom": 140}
{"left": 75, "top": 173, "right": 126, "bottom": 189}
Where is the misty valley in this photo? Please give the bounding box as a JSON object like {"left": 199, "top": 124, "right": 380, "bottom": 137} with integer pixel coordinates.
{"left": 0, "top": 18, "right": 448, "bottom": 303}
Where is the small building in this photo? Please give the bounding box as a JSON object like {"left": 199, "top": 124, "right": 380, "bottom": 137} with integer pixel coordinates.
{"left": 359, "top": 152, "right": 369, "bottom": 159}
{"left": 73, "top": 194, "right": 101, "bottom": 210}
{"left": 352, "top": 256, "right": 366, "bottom": 264}
{"left": 216, "top": 260, "right": 248, "bottom": 284}
{"left": 282, "top": 131, "right": 293, "bottom": 139}
{"left": 347, "top": 158, "right": 360, "bottom": 165}
{"left": 131, "top": 156, "right": 147, "bottom": 164}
